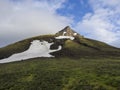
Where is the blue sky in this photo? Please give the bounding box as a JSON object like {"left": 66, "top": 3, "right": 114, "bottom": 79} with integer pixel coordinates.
{"left": 0, "top": 0, "right": 120, "bottom": 48}
{"left": 57, "top": 0, "right": 93, "bottom": 23}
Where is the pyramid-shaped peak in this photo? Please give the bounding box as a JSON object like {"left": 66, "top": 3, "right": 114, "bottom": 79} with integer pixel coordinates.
{"left": 64, "top": 26, "right": 71, "bottom": 30}
{"left": 56, "top": 26, "right": 80, "bottom": 37}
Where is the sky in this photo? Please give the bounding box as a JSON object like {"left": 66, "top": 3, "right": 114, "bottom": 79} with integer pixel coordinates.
{"left": 0, "top": 0, "right": 120, "bottom": 48}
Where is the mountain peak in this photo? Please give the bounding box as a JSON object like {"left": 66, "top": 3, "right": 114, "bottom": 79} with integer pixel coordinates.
{"left": 56, "top": 26, "right": 80, "bottom": 37}
{"left": 64, "top": 26, "right": 71, "bottom": 30}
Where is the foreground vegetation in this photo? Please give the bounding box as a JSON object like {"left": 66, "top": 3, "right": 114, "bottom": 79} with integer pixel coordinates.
{"left": 0, "top": 57, "right": 120, "bottom": 90}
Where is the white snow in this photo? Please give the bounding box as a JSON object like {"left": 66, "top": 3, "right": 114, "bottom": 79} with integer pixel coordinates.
{"left": 0, "top": 40, "right": 62, "bottom": 63}
{"left": 74, "top": 33, "right": 77, "bottom": 36}
{"left": 55, "top": 36, "right": 75, "bottom": 40}
{"left": 63, "top": 32, "right": 66, "bottom": 36}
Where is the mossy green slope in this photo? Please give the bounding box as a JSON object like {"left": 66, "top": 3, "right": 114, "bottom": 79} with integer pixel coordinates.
{"left": 51, "top": 36, "right": 120, "bottom": 58}
{"left": 0, "top": 34, "right": 120, "bottom": 90}
{"left": 0, "top": 57, "right": 120, "bottom": 90}
{"left": 0, "top": 35, "right": 120, "bottom": 59}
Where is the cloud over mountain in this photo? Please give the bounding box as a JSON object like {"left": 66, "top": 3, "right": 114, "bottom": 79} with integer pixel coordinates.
{"left": 0, "top": 0, "right": 72, "bottom": 47}
{"left": 0, "top": 0, "right": 120, "bottom": 48}
{"left": 75, "top": 0, "right": 120, "bottom": 47}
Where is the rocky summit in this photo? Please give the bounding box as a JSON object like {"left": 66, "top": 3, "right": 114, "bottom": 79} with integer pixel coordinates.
{"left": 55, "top": 26, "right": 81, "bottom": 37}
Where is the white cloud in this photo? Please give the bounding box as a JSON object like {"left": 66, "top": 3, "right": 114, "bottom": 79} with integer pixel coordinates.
{"left": 1, "top": 0, "right": 120, "bottom": 48}
{"left": 76, "top": 0, "right": 120, "bottom": 48}
{"left": 0, "top": 0, "right": 72, "bottom": 47}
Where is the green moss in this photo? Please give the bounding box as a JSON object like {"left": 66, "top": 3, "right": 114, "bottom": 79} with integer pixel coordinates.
{"left": 0, "top": 57, "right": 120, "bottom": 90}
{"left": 64, "top": 40, "right": 80, "bottom": 49}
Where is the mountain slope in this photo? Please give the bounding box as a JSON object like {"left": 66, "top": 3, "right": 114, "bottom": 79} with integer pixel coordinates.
{"left": 0, "top": 35, "right": 55, "bottom": 59}
{"left": 0, "top": 27, "right": 120, "bottom": 60}
{"left": 0, "top": 57, "right": 120, "bottom": 90}
{"left": 51, "top": 36, "right": 120, "bottom": 58}
{"left": 0, "top": 26, "right": 120, "bottom": 90}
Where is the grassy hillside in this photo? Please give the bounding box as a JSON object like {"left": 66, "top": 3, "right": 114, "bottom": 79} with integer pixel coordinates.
{"left": 0, "top": 35, "right": 55, "bottom": 59}
{"left": 0, "top": 57, "right": 120, "bottom": 90}
{"left": 0, "top": 34, "right": 120, "bottom": 59}
{"left": 0, "top": 34, "right": 120, "bottom": 90}
{"left": 51, "top": 36, "right": 120, "bottom": 58}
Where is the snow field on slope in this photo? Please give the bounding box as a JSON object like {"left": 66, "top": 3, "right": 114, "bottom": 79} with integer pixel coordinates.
{"left": 55, "top": 36, "right": 75, "bottom": 40}
{"left": 0, "top": 40, "right": 62, "bottom": 63}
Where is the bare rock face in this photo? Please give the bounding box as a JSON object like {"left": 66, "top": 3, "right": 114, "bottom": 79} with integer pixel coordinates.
{"left": 55, "top": 26, "right": 81, "bottom": 37}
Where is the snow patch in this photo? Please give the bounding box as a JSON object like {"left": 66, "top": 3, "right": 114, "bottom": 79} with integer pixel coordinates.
{"left": 55, "top": 36, "right": 75, "bottom": 40}
{"left": 0, "top": 40, "right": 62, "bottom": 63}
{"left": 63, "top": 32, "right": 66, "bottom": 36}
{"left": 74, "top": 33, "right": 77, "bottom": 36}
